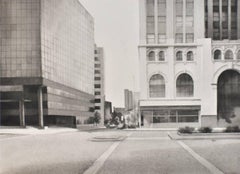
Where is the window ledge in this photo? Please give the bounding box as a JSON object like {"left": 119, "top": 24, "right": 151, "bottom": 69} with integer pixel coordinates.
{"left": 147, "top": 61, "right": 168, "bottom": 64}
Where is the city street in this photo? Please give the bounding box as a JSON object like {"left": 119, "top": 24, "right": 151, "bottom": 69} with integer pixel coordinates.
{"left": 1, "top": 130, "right": 240, "bottom": 174}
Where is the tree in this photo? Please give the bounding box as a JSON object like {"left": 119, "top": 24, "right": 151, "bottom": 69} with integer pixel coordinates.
{"left": 94, "top": 111, "right": 101, "bottom": 125}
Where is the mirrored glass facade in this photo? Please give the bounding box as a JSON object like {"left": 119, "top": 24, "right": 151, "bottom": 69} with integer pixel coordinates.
{"left": 0, "top": 0, "right": 95, "bottom": 127}
{"left": 0, "top": 0, "right": 41, "bottom": 78}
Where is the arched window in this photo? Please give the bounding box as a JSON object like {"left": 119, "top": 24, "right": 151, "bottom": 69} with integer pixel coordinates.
{"left": 187, "top": 51, "right": 194, "bottom": 61}
{"left": 176, "top": 51, "right": 183, "bottom": 61}
{"left": 214, "top": 50, "right": 222, "bottom": 60}
{"left": 237, "top": 50, "right": 240, "bottom": 60}
{"left": 148, "top": 51, "right": 155, "bottom": 61}
{"left": 224, "top": 50, "right": 233, "bottom": 60}
{"left": 149, "top": 74, "right": 165, "bottom": 98}
{"left": 176, "top": 73, "right": 194, "bottom": 97}
{"left": 158, "top": 51, "right": 165, "bottom": 61}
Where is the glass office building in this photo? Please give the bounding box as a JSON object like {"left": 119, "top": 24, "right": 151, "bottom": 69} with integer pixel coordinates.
{"left": 0, "top": 0, "right": 95, "bottom": 127}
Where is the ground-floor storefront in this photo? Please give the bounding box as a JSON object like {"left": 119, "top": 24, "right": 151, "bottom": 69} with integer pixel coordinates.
{"left": 140, "top": 106, "right": 200, "bottom": 128}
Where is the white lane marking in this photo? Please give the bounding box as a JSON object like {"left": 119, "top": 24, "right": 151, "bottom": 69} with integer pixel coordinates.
{"left": 178, "top": 141, "right": 224, "bottom": 174}
{"left": 127, "top": 137, "right": 170, "bottom": 140}
{"left": 83, "top": 133, "right": 132, "bottom": 174}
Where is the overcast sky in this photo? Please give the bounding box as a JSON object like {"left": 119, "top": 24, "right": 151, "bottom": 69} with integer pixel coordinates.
{"left": 79, "top": 0, "right": 140, "bottom": 107}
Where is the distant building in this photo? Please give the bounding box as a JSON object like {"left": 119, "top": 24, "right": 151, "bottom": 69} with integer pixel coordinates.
{"left": 104, "top": 101, "right": 112, "bottom": 120}
{"left": 139, "top": 0, "right": 240, "bottom": 128}
{"left": 113, "top": 107, "right": 127, "bottom": 116}
{"left": 0, "top": 0, "right": 95, "bottom": 128}
{"left": 124, "top": 89, "right": 140, "bottom": 126}
{"left": 94, "top": 45, "right": 105, "bottom": 125}
{"left": 124, "top": 89, "right": 140, "bottom": 111}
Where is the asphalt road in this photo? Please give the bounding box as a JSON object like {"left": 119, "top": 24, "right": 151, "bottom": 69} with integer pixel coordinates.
{"left": 1, "top": 130, "right": 240, "bottom": 174}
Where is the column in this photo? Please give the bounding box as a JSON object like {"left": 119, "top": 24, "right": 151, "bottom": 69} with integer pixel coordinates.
{"left": 38, "top": 87, "right": 44, "bottom": 128}
{"left": 212, "top": 84, "right": 218, "bottom": 126}
{"left": 19, "top": 98, "right": 25, "bottom": 127}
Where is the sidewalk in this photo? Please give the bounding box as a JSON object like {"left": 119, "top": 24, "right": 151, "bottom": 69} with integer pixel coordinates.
{"left": 168, "top": 131, "right": 240, "bottom": 140}
{"left": 0, "top": 126, "right": 78, "bottom": 135}
{"left": 77, "top": 124, "right": 106, "bottom": 132}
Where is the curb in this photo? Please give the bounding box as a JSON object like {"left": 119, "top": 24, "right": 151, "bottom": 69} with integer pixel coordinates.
{"left": 168, "top": 132, "right": 240, "bottom": 140}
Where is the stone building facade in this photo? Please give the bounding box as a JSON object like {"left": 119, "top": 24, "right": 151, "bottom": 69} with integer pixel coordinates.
{"left": 139, "top": 0, "right": 240, "bottom": 128}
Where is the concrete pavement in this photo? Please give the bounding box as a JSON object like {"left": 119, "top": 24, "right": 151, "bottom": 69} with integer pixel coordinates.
{"left": 1, "top": 130, "right": 240, "bottom": 174}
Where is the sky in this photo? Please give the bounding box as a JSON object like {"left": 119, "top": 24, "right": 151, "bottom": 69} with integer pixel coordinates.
{"left": 79, "top": 0, "right": 140, "bottom": 107}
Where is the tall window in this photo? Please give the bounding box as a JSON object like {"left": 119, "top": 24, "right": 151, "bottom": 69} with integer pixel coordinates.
{"left": 222, "top": 0, "right": 229, "bottom": 39}
{"left": 209, "top": 0, "right": 238, "bottom": 40}
{"left": 149, "top": 74, "right": 165, "bottom": 98}
{"left": 158, "top": 0, "right": 166, "bottom": 43}
{"left": 158, "top": 51, "right": 165, "bottom": 61}
{"left": 147, "top": 0, "right": 155, "bottom": 43}
{"left": 176, "top": 74, "right": 194, "bottom": 97}
{"left": 148, "top": 51, "right": 155, "bottom": 61}
{"left": 187, "top": 51, "right": 194, "bottom": 61}
{"left": 176, "top": 51, "right": 183, "bottom": 61}
{"left": 186, "top": 0, "right": 194, "bottom": 43}
{"left": 231, "top": 0, "right": 237, "bottom": 39}
{"left": 213, "top": 0, "right": 220, "bottom": 40}
{"left": 214, "top": 50, "right": 222, "bottom": 60}
{"left": 224, "top": 50, "right": 234, "bottom": 60}
{"left": 175, "top": 0, "right": 183, "bottom": 43}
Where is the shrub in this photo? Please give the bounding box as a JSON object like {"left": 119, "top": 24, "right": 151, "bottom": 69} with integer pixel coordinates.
{"left": 94, "top": 111, "right": 101, "bottom": 125}
{"left": 87, "top": 117, "right": 95, "bottom": 124}
{"left": 198, "top": 127, "right": 212, "bottom": 133}
{"left": 104, "top": 119, "right": 110, "bottom": 125}
{"left": 225, "top": 126, "right": 240, "bottom": 133}
{"left": 178, "top": 126, "right": 195, "bottom": 134}
{"left": 128, "top": 124, "right": 137, "bottom": 129}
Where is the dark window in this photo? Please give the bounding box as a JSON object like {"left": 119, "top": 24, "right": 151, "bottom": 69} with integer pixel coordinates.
{"left": 158, "top": 51, "right": 165, "bottom": 61}
{"left": 95, "top": 106, "right": 101, "bottom": 110}
{"left": 176, "top": 73, "right": 194, "bottom": 97}
{"left": 95, "top": 99, "right": 101, "bottom": 103}
{"left": 149, "top": 74, "right": 165, "bottom": 98}
{"left": 176, "top": 51, "right": 183, "bottom": 61}
{"left": 95, "top": 92, "right": 101, "bottom": 95}
{"left": 95, "top": 64, "right": 101, "bottom": 68}
{"left": 225, "top": 50, "right": 234, "bottom": 60}
{"left": 95, "top": 84, "right": 101, "bottom": 88}
{"left": 95, "top": 70, "right": 100, "bottom": 74}
{"left": 187, "top": 51, "right": 194, "bottom": 61}
{"left": 148, "top": 51, "right": 155, "bottom": 61}
{"left": 214, "top": 50, "right": 222, "bottom": 60}
{"left": 95, "top": 50, "right": 98, "bottom": 54}
{"left": 95, "top": 77, "right": 101, "bottom": 81}
{"left": 95, "top": 57, "right": 99, "bottom": 61}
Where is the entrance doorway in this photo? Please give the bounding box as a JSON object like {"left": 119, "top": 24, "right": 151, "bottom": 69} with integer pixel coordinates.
{"left": 217, "top": 70, "right": 240, "bottom": 124}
